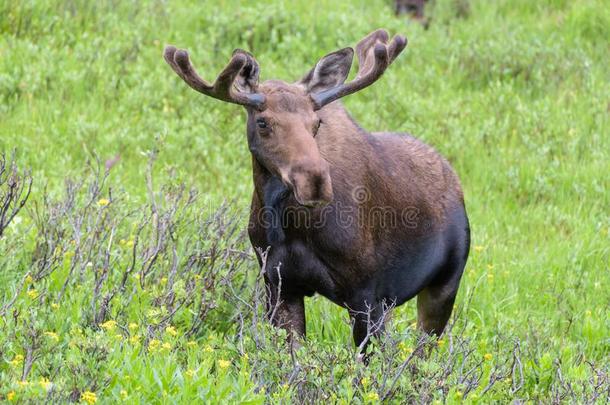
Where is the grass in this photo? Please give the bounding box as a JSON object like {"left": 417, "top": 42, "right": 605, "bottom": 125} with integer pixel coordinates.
{"left": 0, "top": 0, "right": 609, "bottom": 403}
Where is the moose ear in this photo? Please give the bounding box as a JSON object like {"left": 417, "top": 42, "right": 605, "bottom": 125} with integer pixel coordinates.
{"left": 233, "top": 49, "right": 260, "bottom": 93}
{"left": 298, "top": 47, "right": 354, "bottom": 93}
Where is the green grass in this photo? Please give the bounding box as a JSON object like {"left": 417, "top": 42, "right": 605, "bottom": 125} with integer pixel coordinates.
{"left": 1, "top": 0, "right": 609, "bottom": 403}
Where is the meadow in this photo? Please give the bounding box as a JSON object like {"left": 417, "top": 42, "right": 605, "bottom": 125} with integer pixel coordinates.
{"left": 0, "top": 0, "right": 609, "bottom": 403}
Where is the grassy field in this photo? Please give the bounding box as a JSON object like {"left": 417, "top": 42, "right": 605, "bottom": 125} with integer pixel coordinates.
{"left": 1, "top": 0, "right": 609, "bottom": 403}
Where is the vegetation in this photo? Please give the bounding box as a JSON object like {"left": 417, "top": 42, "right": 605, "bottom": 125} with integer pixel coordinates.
{"left": 1, "top": 0, "right": 608, "bottom": 403}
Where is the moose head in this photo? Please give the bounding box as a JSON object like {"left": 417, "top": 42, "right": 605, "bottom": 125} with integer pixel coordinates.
{"left": 164, "top": 30, "right": 406, "bottom": 207}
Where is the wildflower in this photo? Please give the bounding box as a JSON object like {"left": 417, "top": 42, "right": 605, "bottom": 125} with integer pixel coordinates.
{"left": 487, "top": 273, "right": 494, "bottom": 281}
{"left": 100, "top": 320, "right": 117, "bottom": 331}
{"left": 204, "top": 345, "right": 213, "bottom": 353}
{"left": 161, "top": 342, "right": 171, "bottom": 351}
{"left": 186, "top": 340, "right": 197, "bottom": 347}
{"left": 17, "top": 381, "right": 29, "bottom": 388}
{"left": 44, "top": 331, "right": 59, "bottom": 342}
{"left": 474, "top": 245, "right": 484, "bottom": 252}
{"left": 487, "top": 264, "right": 494, "bottom": 270}
{"left": 129, "top": 335, "right": 140, "bottom": 345}
{"left": 218, "top": 359, "right": 230, "bottom": 369}
{"left": 7, "top": 391, "right": 16, "bottom": 401}
{"left": 455, "top": 390, "right": 463, "bottom": 399}
{"left": 81, "top": 390, "right": 97, "bottom": 404}
{"left": 51, "top": 303, "right": 60, "bottom": 310}
{"left": 9, "top": 354, "right": 24, "bottom": 367}
{"left": 39, "top": 377, "right": 52, "bottom": 390}
{"left": 120, "top": 390, "right": 128, "bottom": 400}
{"left": 126, "top": 239, "right": 134, "bottom": 248}
{"left": 361, "top": 377, "right": 370, "bottom": 387}
{"left": 97, "top": 198, "right": 110, "bottom": 207}
{"left": 437, "top": 339, "right": 445, "bottom": 348}
{"left": 128, "top": 323, "right": 138, "bottom": 330}
{"left": 25, "top": 275, "right": 34, "bottom": 284}
{"left": 185, "top": 369, "right": 195, "bottom": 378}
{"left": 160, "top": 277, "right": 168, "bottom": 285}
{"left": 165, "top": 326, "right": 177, "bottom": 336}
{"left": 585, "top": 310, "right": 592, "bottom": 317}
{"left": 27, "top": 289, "right": 38, "bottom": 299}
{"left": 365, "top": 391, "right": 379, "bottom": 402}
{"left": 119, "top": 239, "right": 127, "bottom": 246}
{"left": 149, "top": 339, "right": 161, "bottom": 351}
{"left": 484, "top": 353, "right": 493, "bottom": 361}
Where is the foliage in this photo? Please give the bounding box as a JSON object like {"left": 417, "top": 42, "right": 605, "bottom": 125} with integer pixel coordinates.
{"left": 0, "top": 0, "right": 609, "bottom": 403}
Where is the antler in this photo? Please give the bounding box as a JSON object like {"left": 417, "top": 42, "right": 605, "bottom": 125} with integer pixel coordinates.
{"left": 310, "top": 29, "right": 407, "bottom": 110}
{"left": 163, "top": 46, "right": 266, "bottom": 110}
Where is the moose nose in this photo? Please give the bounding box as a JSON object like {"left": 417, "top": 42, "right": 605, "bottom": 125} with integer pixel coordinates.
{"left": 289, "top": 160, "right": 333, "bottom": 207}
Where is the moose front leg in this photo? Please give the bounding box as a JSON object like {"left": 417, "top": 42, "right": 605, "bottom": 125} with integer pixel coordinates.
{"left": 349, "top": 301, "right": 388, "bottom": 358}
{"left": 265, "top": 280, "right": 306, "bottom": 341}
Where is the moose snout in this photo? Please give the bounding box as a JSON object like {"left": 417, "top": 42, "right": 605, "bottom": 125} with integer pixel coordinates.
{"left": 288, "top": 160, "right": 333, "bottom": 207}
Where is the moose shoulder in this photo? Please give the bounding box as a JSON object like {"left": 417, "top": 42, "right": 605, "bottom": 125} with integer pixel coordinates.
{"left": 164, "top": 29, "right": 470, "bottom": 351}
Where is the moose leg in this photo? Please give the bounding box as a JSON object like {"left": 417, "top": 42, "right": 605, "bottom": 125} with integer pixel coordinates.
{"left": 417, "top": 254, "right": 466, "bottom": 336}
{"left": 266, "top": 282, "right": 306, "bottom": 340}
{"left": 350, "top": 301, "right": 387, "bottom": 356}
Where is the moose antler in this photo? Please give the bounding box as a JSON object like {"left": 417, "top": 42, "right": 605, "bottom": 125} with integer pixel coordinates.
{"left": 164, "top": 46, "right": 266, "bottom": 110}
{"left": 310, "top": 29, "right": 407, "bottom": 110}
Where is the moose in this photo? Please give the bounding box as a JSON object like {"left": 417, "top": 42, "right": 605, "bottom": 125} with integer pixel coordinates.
{"left": 164, "top": 29, "right": 470, "bottom": 352}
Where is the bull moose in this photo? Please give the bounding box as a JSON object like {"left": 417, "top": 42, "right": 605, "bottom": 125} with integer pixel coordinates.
{"left": 164, "top": 29, "right": 470, "bottom": 352}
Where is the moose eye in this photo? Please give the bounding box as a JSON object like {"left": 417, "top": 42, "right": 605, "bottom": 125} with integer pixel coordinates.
{"left": 256, "top": 118, "right": 268, "bottom": 130}
{"left": 313, "top": 119, "right": 322, "bottom": 136}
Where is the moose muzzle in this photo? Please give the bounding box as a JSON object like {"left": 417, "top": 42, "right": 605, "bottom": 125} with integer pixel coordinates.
{"left": 287, "top": 159, "right": 333, "bottom": 207}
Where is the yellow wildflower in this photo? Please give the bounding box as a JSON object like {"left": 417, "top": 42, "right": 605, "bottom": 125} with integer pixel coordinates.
{"left": 218, "top": 359, "right": 230, "bottom": 369}
{"left": 44, "top": 331, "right": 59, "bottom": 342}
{"left": 204, "top": 345, "right": 213, "bottom": 353}
{"left": 361, "top": 377, "right": 370, "bottom": 387}
{"left": 17, "top": 381, "right": 29, "bottom": 388}
{"left": 455, "top": 390, "right": 463, "bottom": 399}
{"left": 185, "top": 369, "right": 195, "bottom": 378}
{"left": 25, "top": 275, "right": 34, "bottom": 284}
{"left": 437, "top": 339, "right": 445, "bottom": 348}
{"left": 126, "top": 239, "right": 134, "bottom": 248}
{"left": 474, "top": 245, "right": 484, "bottom": 252}
{"left": 128, "top": 323, "right": 138, "bottom": 330}
{"left": 161, "top": 342, "right": 171, "bottom": 351}
{"left": 51, "top": 303, "right": 60, "bottom": 310}
{"left": 365, "top": 391, "right": 379, "bottom": 402}
{"left": 186, "top": 340, "right": 197, "bottom": 347}
{"left": 484, "top": 353, "right": 493, "bottom": 361}
{"left": 149, "top": 339, "right": 161, "bottom": 351}
{"left": 81, "top": 390, "right": 97, "bottom": 404}
{"left": 160, "top": 277, "right": 168, "bottom": 285}
{"left": 100, "top": 320, "right": 117, "bottom": 331}
{"left": 27, "top": 289, "right": 38, "bottom": 299}
{"left": 129, "top": 335, "right": 140, "bottom": 345}
{"left": 39, "top": 377, "right": 52, "bottom": 390}
{"left": 120, "top": 390, "right": 128, "bottom": 400}
{"left": 165, "top": 326, "right": 177, "bottom": 336}
{"left": 7, "top": 391, "right": 16, "bottom": 401}
{"left": 97, "top": 198, "right": 110, "bottom": 207}
{"left": 10, "top": 354, "right": 24, "bottom": 367}
{"left": 487, "top": 264, "right": 494, "bottom": 270}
